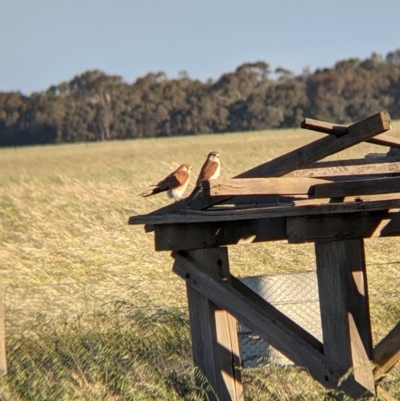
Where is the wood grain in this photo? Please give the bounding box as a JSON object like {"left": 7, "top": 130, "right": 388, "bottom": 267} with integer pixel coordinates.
{"left": 129, "top": 198, "right": 400, "bottom": 225}
{"left": 287, "top": 159, "right": 400, "bottom": 180}
{"left": 313, "top": 177, "right": 400, "bottom": 198}
{"left": 178, "top": 248, "right": 243, "bottom": 401}
{"left": 202, "top": 177, "right": 330, "bottom": 197}
{"left": 155, "top": 217, "right": 287, "bottom": 251}
{"left": 373, "top": 321, "right": 400, "bottom": 376}
{"left": 302, "top": 117, "right": 400, "bottom": 148}
{"left": 315, "top": 239, "right": 375, "bottom": 394}
{"left": 287, "top": 210, "right": 400, "bottom": 243}
{"left": 236, "top": 112, "right": 391, "bottom": 179}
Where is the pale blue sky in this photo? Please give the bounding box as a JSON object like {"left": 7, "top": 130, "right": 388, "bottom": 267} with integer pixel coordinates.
{"left": 1, "top": 0, "right": 400, "bottom": 95}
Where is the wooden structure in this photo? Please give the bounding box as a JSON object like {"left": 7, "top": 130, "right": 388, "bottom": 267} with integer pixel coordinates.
{"left": 129, "top": 112, "right": 400, "bottom": 400}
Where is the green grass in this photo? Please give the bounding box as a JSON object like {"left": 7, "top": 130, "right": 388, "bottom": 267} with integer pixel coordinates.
{"left": 1, "top": 123, "right": 400, "bottom": 400}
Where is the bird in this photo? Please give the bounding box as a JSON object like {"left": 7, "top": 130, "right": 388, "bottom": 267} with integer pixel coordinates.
{"left": 139, "top": 164, "right": 192, "bottom": 202}
{"left": 186, "top": 151, "right": 220, "bottom": 206}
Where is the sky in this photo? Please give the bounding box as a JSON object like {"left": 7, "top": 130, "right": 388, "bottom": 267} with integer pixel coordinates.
{"left": 1, "top": 0, "right": 400, "bottom": 95}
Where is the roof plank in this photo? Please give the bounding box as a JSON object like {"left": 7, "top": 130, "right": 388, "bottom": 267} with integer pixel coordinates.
{"left": 302, "top": 117, "right": 400, "bottom": 148}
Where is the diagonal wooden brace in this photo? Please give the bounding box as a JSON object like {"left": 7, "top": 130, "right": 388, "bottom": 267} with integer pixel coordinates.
{"left": 172, "top": 250, "right": 374, "bottom": 399}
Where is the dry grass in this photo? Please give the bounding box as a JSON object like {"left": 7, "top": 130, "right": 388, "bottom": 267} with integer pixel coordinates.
{"left": 1, "top": 122, "right": 400, "bottom": 400}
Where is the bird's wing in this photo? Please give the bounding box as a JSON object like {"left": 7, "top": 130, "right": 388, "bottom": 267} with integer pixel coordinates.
{"left": 158, "top": 170, "right": 188, "bottom": 190}
{"left": 196, "top": 160, "right": 219, "bottom": 186}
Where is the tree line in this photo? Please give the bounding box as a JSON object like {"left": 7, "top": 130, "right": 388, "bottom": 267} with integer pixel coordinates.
{"left": 1, "top": 50, "right": 400, "bottom": 147}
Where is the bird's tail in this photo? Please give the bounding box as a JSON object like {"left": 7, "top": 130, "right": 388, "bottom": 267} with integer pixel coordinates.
{"left": 138, "top": 186, "right": 163, "bottom": 197}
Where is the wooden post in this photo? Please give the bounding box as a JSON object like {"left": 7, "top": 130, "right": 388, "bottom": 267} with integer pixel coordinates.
{"left": 315, "top": 239, "right": 375, "bottom": 395}
{"left": 173, "top": 248, "right": 243, "bottom": 401}
{"left": 0, "top": 286, "right": 7, "bottom": 376}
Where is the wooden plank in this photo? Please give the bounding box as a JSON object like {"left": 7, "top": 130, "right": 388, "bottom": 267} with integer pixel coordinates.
{"left": 315, "top": 239, "right": 375, "bottom": 394}
{"left": 373, "top": 321, "right": 400, "bottom": 376}
{"left": 301, "top": 118, "right": 348, "bottom": 135}
{"left": 236, "top": 112, "right": 391, "bottom": 179}
{"left": 293, "top": 192, "right": 400, "bottom": 206}
{"left": 0, "top": 286, "right": 6, "bottom": 376}
{"left": 376, "top": 386, "right": 399, "bottom": 401}
{"left": 287, "top": 159, "right": 400, "bottom": 180}
{"left": 184, "top": 248, "right": 243, "bottom": 401}
{"left": 202, "top": 177, "right": 330, "bottom": 197}
{"left": 313, "top": 177, "right": 400, "bottom": 198}
{"left": 302, "top": 117, "right": 400, "bottom": 148}
{"left": 287, "top": 210, "right": 400, "bottom": 243}
{"left": 173, "top": 251, "right": 373, "bottom": 399}
{"left": 154, "top": 217, "right": 287, "bottom": 251}
{"left": 128, "top": 198, "right": 400, "bottom": 225}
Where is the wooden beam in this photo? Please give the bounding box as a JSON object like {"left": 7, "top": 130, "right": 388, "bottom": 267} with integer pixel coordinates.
{"left": 236, "top": 112, "right": 391, "bottom": 179}
{"left": 373, "top": 321, "right": 400, "bottom": 376}
{"left": 301, "top": 118, "right": 348, "bottom": 135}
{"left": 202, "top": 177, "right": 330, "bottom": 197}
{"left": 173, "top": 251, "right": 372, "bottom": 399}
{"left": 376, "top": 386, "right": 399, "bottom": 401}
{"left": 183, "top": 248, "right": 243, "bottom": 401}
{"left": 301, "top": 117, "right": 400, "bottom": 148}
{"left": 153, "top": 209, "right": 400, "bottom": 250}
{"left": 154, "top": 217, "right": 287, "bottom": 251}
{"left": 128, "top": 198, "right": 400, "bottom": 225}
{"left": 315, "top": 239, "right": 375, "bottom": 395}
{"left": 293, "top": 193, "right": 400, "bottom": 207}
{"left": 287, "top": 210, "right": 400, "bottom": 243}
{"left": 0, "top": 286, "right": 6, "bottom": 376}
{"left": 287, "top": 159, "right": 400, "bottom": 180}
{"left": 313, "top": 177, "right": 400, "bottom": 198}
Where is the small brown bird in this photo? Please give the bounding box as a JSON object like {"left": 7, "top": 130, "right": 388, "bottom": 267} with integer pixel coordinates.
{"left": 186, "top": 151, "right": 220, "bottom": 206}
{"left": 139, "top": 164, "right": 192, "bottom": 201}
{"left": 195, "top": 151, "right": 221, "bottom": 185}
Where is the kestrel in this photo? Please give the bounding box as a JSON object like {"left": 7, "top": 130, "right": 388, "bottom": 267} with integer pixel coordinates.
{"left": 186, "top": 151, "right": 220, "bottom": 206}
{"left": 139, "top": 164, "right": 192, "bottom": 202}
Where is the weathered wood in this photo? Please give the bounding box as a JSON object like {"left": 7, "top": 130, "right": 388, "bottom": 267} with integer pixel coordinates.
{"left": 237, "top": 112, "right": 391, "bottom": 179}
{"left": 315, "top": 239, "right": 375, "bottom": 394}
{"left": 293, "top": 192, "right": 400, "bottom": 206}
{"left": 202, "top": 177, "right": 330, "bottom": 197}
{"left": 153, "top": 210, "right": 400, "bottom": 251}
{"left": 376, "top": 385, "right": 400, "bottom": 401}
{"left": 173, "top": 251, "right": 372, "bottom": 399}
{"left": 287, "top": 158, "right": 400, "bottom": 179}
{"left": 373, "top": 321, "right": 400, "bottom": 376}
{"left": 154, "top": 217, "right": 287, "bottom": 251}
{"left": 129, "top": 198, "right": 400, "bottom": 225}
{"left": 313, "top": 177, "right": 400, "bottom": 198}
{"left": 129, "top": 112, "right": 392, "bottom": 221}
{"left": 287, "top": 210, "right": 400, "bottom": 243}
{"left": 301, "top": 118, "right": 348, "bottom": 135}
{"left": 183, "top": 248, "right": 243, "bottom": 401}
{"left": 302, "top": 117, "right": 400, "bottom": 148}
{"left": 0, "top": 286, "right": 6, "bottom": 376}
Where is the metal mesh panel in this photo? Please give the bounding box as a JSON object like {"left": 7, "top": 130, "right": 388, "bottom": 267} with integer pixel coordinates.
{"left": 239, "top": 271, "right": 321, "bottom": 367}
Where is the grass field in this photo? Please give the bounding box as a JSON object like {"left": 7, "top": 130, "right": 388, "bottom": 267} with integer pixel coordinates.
{"left": 1, "top": 123, "right": 400, "bottom": 400}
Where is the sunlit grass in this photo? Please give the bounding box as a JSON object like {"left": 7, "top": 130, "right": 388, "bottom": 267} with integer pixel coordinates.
{"left": 1, "top": 122, "right": 400, "bottom": 399}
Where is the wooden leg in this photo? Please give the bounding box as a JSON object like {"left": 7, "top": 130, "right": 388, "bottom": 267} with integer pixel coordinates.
{"left": 174, "top": 248, "right": 243, "bottom": 401}
{"left": 315, "top": 239, "right": 375, "bottom": 395}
